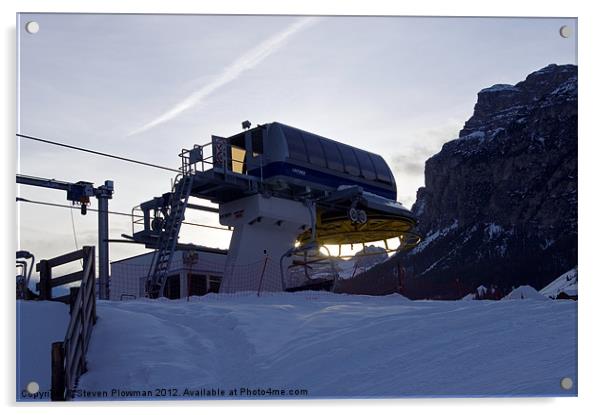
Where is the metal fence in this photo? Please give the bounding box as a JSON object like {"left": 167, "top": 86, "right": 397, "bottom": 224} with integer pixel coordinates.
{"left": 45, "top": 246, "right": 97, "bottom": 401}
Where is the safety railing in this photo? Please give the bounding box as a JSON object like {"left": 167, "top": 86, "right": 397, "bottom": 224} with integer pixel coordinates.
{"left": 130, "top": 204, "right": 146, "bottom": 237}
{"left": 45, "top": 246, "right": 97, "bottom": 401}
{"left": 179, "top": 140, "right": 246, "bottom": 175}
{"left": 180, "top": 142, "right": 213, "bottom": 173}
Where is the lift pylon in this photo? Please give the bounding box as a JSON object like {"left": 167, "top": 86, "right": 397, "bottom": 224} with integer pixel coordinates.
{"left": 16, "top": 174, "right": 114, "bottom": 299}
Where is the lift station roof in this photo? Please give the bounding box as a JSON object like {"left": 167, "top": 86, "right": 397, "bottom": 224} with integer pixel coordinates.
{"left": 228, "top": 122, "right": 397, "bottom": 200}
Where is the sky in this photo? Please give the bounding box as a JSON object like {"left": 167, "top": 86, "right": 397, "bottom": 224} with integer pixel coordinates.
{"left": 16, "top": 14, "right": 577, "bottom": 269}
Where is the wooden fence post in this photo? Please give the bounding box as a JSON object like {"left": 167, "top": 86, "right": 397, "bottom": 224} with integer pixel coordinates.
{"left": 68, "top": 287, "right": 79, "bottom": 314}
{"left": 34, "top": 247, "right": 99, "bottom": 401}
{"left": 51, "top": 341, "right": 66, "bottom": 401}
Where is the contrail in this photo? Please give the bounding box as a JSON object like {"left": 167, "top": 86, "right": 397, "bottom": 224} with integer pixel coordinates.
{"left": 128, "top": 17, "right": 319, "bottom": 136}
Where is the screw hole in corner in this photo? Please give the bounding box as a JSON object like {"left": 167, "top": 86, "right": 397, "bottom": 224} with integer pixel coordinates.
{"left": 26, "top": 381, "right": 40, "bottom": 394}
{"left": 25, "top": 21, "right": 40, "bottom": 34}
{"left": 560, "top": 377, "right": 574, "bottom": 390}
{"left": 559, "top": 25, "right": 572, "bottom": 39}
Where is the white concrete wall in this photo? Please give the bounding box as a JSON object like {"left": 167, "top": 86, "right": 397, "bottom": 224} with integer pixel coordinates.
{"left": 219, "top": 194, "right": 312, "bottom": 293}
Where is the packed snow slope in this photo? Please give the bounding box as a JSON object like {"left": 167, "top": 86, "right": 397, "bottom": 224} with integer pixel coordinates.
{"left": 540, "top": 267, "right": 578, "bottom": 298}
{"left": 77, "top": 293, "right": 576, "bottom": 399}
{"left": 503, "top": 285, "right": 549, "bottom": 301}
{"left": 17, "top": 300, "right": 70, "bottom": 400}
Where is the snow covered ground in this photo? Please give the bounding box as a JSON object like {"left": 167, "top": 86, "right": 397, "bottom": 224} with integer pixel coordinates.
{"left": 70, "top": 292, "right": 577, "bottom": 400}
{"left": 16, "top": 300, "right": 70, "bottom": 401}
{"left": 540, "top": 268, "right": 578, "bottom": 298}
{"left": 503, "top": 285, "right": 549, "bottom": 301}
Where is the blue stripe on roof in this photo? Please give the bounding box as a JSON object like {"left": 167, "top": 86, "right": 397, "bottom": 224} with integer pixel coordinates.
{"left": 249, "top": 161, "right": 397, "bottom": 201}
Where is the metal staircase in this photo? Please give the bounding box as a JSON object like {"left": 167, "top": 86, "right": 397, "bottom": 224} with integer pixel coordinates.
{"left": 145, "top": 171, "right": 194, "bottom": 298}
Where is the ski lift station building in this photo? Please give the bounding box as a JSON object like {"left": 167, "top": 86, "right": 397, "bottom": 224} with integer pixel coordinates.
{"left": 110, "top": 248, "right": 227, "bottom": 300}
{"left": 119, "top": 122, "right": 418, "bottom": 298}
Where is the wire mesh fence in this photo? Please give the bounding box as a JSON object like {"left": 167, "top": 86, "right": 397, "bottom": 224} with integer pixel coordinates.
{"left": 110, "top": 255, "right": 225, "bottom": 300}
{"left": 219, "top": 256, "right": 283, "bottom": 294}
{"left": 111, "top": 255, "right": 300, "bottom": 299}
{"left": 109, "top": 252, "right": 399, "bottom": 300}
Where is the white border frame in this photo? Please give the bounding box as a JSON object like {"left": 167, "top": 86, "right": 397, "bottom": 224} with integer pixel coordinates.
{"left": 3, "top": 1, "right": 599, "bottom": 414}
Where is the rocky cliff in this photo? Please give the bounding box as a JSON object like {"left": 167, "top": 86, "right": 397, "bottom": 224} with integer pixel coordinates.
{"left": 396, "top": 64, "right": 578, "bottom": 299}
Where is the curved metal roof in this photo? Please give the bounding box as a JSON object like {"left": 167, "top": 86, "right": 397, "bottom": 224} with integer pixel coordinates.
{"left": 266, "top": 122, "right": 396, "bottom": 189}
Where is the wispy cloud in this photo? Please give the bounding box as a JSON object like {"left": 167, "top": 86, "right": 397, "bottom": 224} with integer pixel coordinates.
{"left": 391, "top": 122, "right": 463, "bottom": 176}
{"left": 128, "top": 17, "right": 319, "bottom": 136}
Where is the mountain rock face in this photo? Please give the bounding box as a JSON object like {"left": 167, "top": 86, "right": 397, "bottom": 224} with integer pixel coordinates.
{"left": 396, "top": 64, "right": 578, "bottom": 299}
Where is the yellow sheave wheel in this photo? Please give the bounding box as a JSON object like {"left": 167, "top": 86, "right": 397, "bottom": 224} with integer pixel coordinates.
{"left": 297, "top": 210, "right": 420, "bottom": 247}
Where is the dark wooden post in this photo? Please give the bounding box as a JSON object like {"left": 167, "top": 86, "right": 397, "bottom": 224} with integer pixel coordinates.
{"left": 397, "top": 262, "right": 405, "bottom": 295}
{"left": 91, "top": 247, "right": 97, "bottom": 323}
{"left": 51, "top": 342, "right": 66, "bottom": 401}
{"left": 68, "top": 287, "right": 79, "bottom": 314}
{"left": 37, "top": 260, "right": 52, "bottom": 300}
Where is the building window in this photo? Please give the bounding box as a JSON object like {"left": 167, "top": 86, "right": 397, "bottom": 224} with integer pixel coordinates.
{"left": 164, "top": 274, "right": 181, "bottom": 299}
{"left": 184, "top": 273, "right": 222, "bottom": 296}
